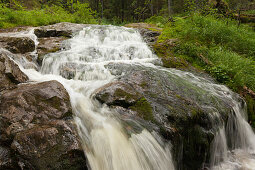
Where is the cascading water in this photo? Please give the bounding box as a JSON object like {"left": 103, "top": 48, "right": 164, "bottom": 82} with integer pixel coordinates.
{"left": 2, "top": 24, "right": 255, "bottom": 170}
{"left": 14, "top": 25, "right": 175, "bottom": 170}
{"left": 159, "top": 68, "right": 255, "bottom": 169}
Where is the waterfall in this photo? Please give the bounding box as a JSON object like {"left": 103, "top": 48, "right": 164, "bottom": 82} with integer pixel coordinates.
{"left": 18, "top": 25, "right": 175, "bottom": 170}
{"left": 157, "top": 68, "right": 255, "bottom": 169}
{"left": 2, "top": 24, "right": 255, "bottom": 170}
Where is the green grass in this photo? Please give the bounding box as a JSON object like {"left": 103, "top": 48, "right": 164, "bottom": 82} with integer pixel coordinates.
{"left": 157, "top": 14, "right": 255, "bottom": 92}
{"left": 0, "top": 3, "right": 97, "bottom": 28}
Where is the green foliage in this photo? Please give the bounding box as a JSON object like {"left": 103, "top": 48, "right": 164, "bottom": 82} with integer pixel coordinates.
{"left": 184, "top": 0, "right": 215, "bottom": 14}
{"left": 158, "top": 14, "right": 255, "bottom": 92}
{"left": 0, "top": 2, "right": 97, "bottom": 28}
{"left": 205, "top": 65, "right": 231, "bottom": 84}
{"left": 73, "top": 2, "right": 97, "bottom": 24}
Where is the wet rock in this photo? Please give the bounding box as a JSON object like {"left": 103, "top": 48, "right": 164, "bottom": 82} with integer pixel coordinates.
{"left": 138, "top": 28, "right": 161, "bottom": 46}
{"left": 0, "top": 81, "right": 72, "bottom": 140}
{"left": 34, "top": 28, "right": 72, "bottom": 38}
{"left": 95, "top": 81, "right": 142, "bottom": 108}
{"left": 95, "top": 63, "right": 234, "bottom": 170}
{"left": 34, "top": 23, "right": 89, "bottom": 65}
{"left": 11, "top": 120, "right": 87, "bottom": 170}
{"left": 34, "top": 22, "right": 88, "bottom": 38}
{"left": 0, "top": 80, "right": 88, "bottom": 169}
{"left": 0, "top": 36, "right": 35, "bottom": 54}
{"left": 37, "top": 37, "right": 68, "bottom": 65}
{"left": 0, "top": 52, "right": 28, "bottom": 91}
{"left": 125, "top": 23, "right": 162, "bottom": 46}
{"left": 0, "top": 26, "right": 31, "bottom": 34}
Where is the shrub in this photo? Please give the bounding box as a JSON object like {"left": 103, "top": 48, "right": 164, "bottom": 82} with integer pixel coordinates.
{"left": 73, "top": 2, "right": 97, "bottom": 24}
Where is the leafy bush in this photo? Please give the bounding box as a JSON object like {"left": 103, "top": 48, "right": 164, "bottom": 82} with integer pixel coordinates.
{"left": 73, "top": 2, "right": 97, "bottom": 24}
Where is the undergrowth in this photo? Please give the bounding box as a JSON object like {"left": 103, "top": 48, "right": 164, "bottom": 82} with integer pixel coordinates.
{"left": 0, "top": 2, "right": 96, "bottom": 28}
{"left": 158, "top": 14, "right": 255, "bottom": 92}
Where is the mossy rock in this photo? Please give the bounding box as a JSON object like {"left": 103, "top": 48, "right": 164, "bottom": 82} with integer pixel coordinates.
{"left": 153, "top": 40, "right": 198, "bottom": 71}
{"left": 129, "top": 97, "right": 155, "bottom": 122}
{"left": 96, "top": 62, "right": 235, "bottom": 169}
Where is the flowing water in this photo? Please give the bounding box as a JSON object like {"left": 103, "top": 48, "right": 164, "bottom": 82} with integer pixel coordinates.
{"left": 161, "top": 69, "right": 255, "bottom": 169}
{"left": 7, "top": 25, "right": 174, "bottom": 170}
{"left": 2, "top": 25, "right": 255, "bottom": 170}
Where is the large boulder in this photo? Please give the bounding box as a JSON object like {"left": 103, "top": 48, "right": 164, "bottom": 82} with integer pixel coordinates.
{"left": 0, "top": 36, "right": 35, "bottom": 54}
{"left": 34, "top": 22, "right": 88, "bottom": 38}
{"left": 0, "top": 80, "right": 88, "bottom": 170}
{"left": 94, "top": 63, "right": 236, "bottom": 170}
{"left": 34, "top": 28, "right": 72, "bottom": 38}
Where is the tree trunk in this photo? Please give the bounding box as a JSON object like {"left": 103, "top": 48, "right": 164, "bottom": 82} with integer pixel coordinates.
{"left": 168, "top": 0, "right": 171, "bottom": 16}
{"left": 121, "top": 0, "right": 124, "bottom": 22}
{"left": 101, "top": 0, "right": 103, "bottom": 19}
{"left": 150, "top": 0, "right": 154, "bottom": 16}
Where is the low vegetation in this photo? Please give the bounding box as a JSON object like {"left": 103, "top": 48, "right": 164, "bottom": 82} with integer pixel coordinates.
{"left": 0, "top": 2, "right": 96, "bottom": 28}
{"left": 158, "top": 14, "right": 255, "bottom": 91}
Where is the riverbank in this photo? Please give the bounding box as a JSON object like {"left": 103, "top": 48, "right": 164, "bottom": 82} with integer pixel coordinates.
{"left": 141, "top": 14, "right": 255, "bottom": 127}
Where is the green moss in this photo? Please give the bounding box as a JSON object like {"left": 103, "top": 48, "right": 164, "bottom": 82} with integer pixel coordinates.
{"left": 47, "top": 47, "right": 61, "bottom": 53}
{"left": 140, "top": 81, "right": 148, "bottom": 88}
{"left": 129, "top": 97, "right": 155, "bottom": 122}
{"left": 175, "top": 94, "right": 182, "bottom": 100}
{"left": 114, "top": 88, "right": 140, "bottom": 101}
{"left": 153, "top": 41, "right": 191, "bottom": 69}
{"left": 191, "top": 108, "right": 200, "bottom": 117}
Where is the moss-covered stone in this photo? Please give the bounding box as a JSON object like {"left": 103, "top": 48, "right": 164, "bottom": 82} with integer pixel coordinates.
{"left": 97, "top": 62, "right": 235, "bottom": 170}
{"left": 114, "top": 88, "right": 140, "bottom": 103}
{"left": 95, "top": 81, "right": 143, "bottom": 108}
{"left": 153, "top": 40, "right": 194, "bottom": 70}
{"left": 129, "top": 97, "right": 155, "bottom": 122}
